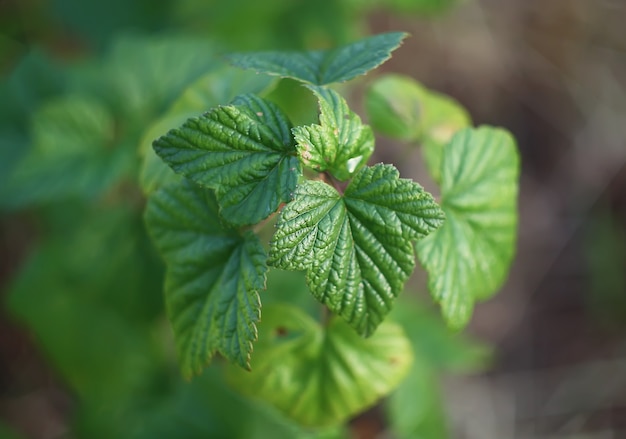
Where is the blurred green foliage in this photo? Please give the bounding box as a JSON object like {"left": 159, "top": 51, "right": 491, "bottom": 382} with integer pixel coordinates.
{"left": 1, "top": 0, "right": 484, "bottom": 437}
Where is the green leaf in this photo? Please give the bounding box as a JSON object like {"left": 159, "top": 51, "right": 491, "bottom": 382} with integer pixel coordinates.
{"left": 384, "top": 0, "right": 458, "bottom": 15}
{"left": 226, "top": 32, "right": 407, "bottom": 85}
{"left": 293, "top": 86, "right": 374, "bottom": 180}
{"left": 392, "top": 298, "right": 491, "bottom": 373}
{"left": 226, "top": 304, "right": 413, "bottom": 427}
{"left": 139, "top": 65, "right": 275, "bottom": 196}
{"left": 153, "top": 94, "right": 301, "bottom": 225}
{"left": 387, "top": 356, "right": 448, "bottom": 439}
{"left": 104, "top": 35, "right": 218, "bottom": 124}
{"left": 0, "top": 422, "right": 25, "bottom": 439}
{"left": 6, "top": 241, "right": 157, "bottom": 404}
{"left": 2, "top": 94, "right": 133, "bottom": 209}
{"left": 169, "top": 65, "right": 276, "bottom": 115}
{"left": 139, "top": 112, "right": 188, "bottom": 195}
{"left": 145, "top": 180, "right": 267, "bottom": 376}
{"left": 365, "top": 74, "right": 470, "bottom": 182}
{"left": 269, "top": 164, "right": 444, "bottom": 335}
{"left": 417, "top": 126, "right": 519, "bottom": 328}
{"left": 387, "top": 298, "right": 490, "bottom": 439}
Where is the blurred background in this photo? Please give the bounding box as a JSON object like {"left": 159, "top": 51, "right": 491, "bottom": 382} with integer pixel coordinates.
{"left": 1, "top": 0, "right": 625, "bottom": 438}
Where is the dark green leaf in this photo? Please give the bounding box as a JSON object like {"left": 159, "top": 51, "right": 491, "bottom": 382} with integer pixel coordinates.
{"left": 226, "top": 304, "right": 413, "bottom": 427}
{"left": 269, "top": 164, "right": 444, "bottom": 335}
{"left": 145, "top": 180, "right": 267, "bottom": 375}
{"left": 226, "top": 32, "right": 407, "bottom": 85}
{"left": 153, "top": 95, "right": 300, "bottom": 225}
{"left": 1, "top": 94, "right": 134, "bottom": 209}
{"left": 417, "top": 126, "right": 519, "bottom": 328}
{"left": 104, "top": 35, "right": 218, "bottom": 124}
{"left": 293, "top": 86, "right": 373, "bottom": 180}
{"left": 139, "top": 66, "right": 275, "bottom": 196}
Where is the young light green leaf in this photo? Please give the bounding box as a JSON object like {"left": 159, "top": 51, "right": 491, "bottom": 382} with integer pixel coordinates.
{"left": 417, "top": 126, "right": 519, "bottom": 329}
{"left": 145, "top": 180, "right": 267, "bottom": 376}
{"left": 293, "top": 86, "right": 374, "bottom": 180}
{"left": 226, "top": 304, "right": 413, "bottom": 427}
{"left": 153, "top": 94, "right": 301, "bottom": 225}
{"left": 226, "top": 32, "right": 407, "bottom": 85}
{"left": 365, "top": 74, "right": 470, "bottom": 182}
{"left": 269, "top": 164, "right": 445, "bottom": 336}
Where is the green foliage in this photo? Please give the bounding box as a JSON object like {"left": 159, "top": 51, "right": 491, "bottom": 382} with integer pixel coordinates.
{"left": 366, "top": 74, "right": 470, "bottom": 182}
{"left": 139, "top": 32, "right": 518, "bottom": 427}
{"left": 153, "top": 94, "right": 301, "bottom": 225}
{"left": 3, "top": 18, "right": 519, "bottom": 436}
{"left": 227, "top": 304, "right": 413, "bottom": 427}
{"left": 226, "top": 32, "right": 407, "bottom": 85}
{"left": 3, "top": 95, "right": 133, "bottom": 209}
{"left": 417, "top": 126, "right": 519, "bottom": 328}
{"left": 145, "top": 180, "right": 267, "bottom": 375}
{"left": 269, "top": 164, "right": 444, "bottom": 335}
{"left": 387, "top": 298, "right": 490, "bottom": 438}
{"left": 293, "top": 85, "right": 374, "bottom": 180}
{"left": 346, "top": 0, "right": 458, "bottom": 16}
{"left": 584, "top": 207, "right": 626, "bottom": 324}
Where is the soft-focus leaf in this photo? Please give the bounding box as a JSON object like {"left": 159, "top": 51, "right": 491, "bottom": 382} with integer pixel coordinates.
{"left": 391, "top": 298, "right": 491, "bottom": 373}
{"left": 6, "top": 48, "right": 66, "bottom": 118}
{"left": 387, "top": 298, "right": 490, "bottom": 438}
{"left": 153, "top": 94, "right": 301, "bottom": 225}
{"left": 584, "top": 207, "right": 626, "bottom": 324}
{"left": 385, "top": 0, "right": 458, "bottom": 15}
{"left": 226, "top": 32, "right": 407, "bottom": 85}
{"left": 293, "top": 85, "right": 373, "bottom": 180}
{"left": 139, "top": 66, "right": 275, "bottom": 195}
{"left": 227, "top": 304, "right": 413, "bottom": 427}
{"left": 387, "top": 356, "right": 448, "bottom": 439}
{"left": 50, "top": 0, "right": 170, "bottom": 47}
{"left": 0, "top": 421, "right": 26, "bottom": 439}
{"left": 139, "top": 113, "right": 189, "bottom": 195}
{"left": 145, "top": 180, "right": 267, "bottom": 375}
{"left": 6, "top": 245, "right": 157, "bottom": 403}
{"left": 169, "top": 66, "right": 276, "bottom": 115}
{"left": 365, "top": 74, "right": 470, "bottom": 182}
{"left": 104, "top": 35, "right": 218, "bottom": 125}
{"left": 270, "top": 164, "right": 444, "bottom": 335}
{"left": 1, "top": 95, "right": 134, "bottom": 209}
{"left": 417, "top": 127, "right": 519, "bottom": 328}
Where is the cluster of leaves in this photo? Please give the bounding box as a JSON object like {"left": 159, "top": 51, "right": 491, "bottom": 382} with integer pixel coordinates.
{"left": 2, "top": 27, "right": 518, "bottom": 438}
{"left": 143, "top": 31, "right": 520, "bottom": 428}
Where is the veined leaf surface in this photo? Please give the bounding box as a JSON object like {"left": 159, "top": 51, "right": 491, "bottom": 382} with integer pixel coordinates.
{"left": 417, "top": 126, "right": 519, "bottom": 328}
{"left": 226, "top": 32, "right": 407, "bottom": 85}
{"left": 227, "top": 304, "right": 413, "bottom": 427}
{"left": 146, "top": 180, "right": 267, "bottom": 376}
{"left": 293, "top": 86, "right": 374, "bottom": 180}
{"left": 269, "top": 164, "right": 444, "bottom": 336}
{"left": 153, "top": 94, "right": 300, "bottom": 225}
